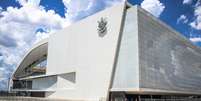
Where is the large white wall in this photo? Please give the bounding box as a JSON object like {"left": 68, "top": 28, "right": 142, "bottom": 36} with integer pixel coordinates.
{"left": 111, "top": 6, "right": 139, "bottom": 91}
{"left": 46, "top": 3, "right": 126, "bottom": 101}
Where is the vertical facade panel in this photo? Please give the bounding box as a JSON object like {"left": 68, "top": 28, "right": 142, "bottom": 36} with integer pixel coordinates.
{"left": 138, "top": 8, "right": 201, "bottom": 94}
{"left": 111, "top": 6, "right": 139, "bottom": 91}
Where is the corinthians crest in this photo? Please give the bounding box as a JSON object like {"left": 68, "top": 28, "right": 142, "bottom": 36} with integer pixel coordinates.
{"left": 97, "top": 17, "right": 107, "bottom": 37}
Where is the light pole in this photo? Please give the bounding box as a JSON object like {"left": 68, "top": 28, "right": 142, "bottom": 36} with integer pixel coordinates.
{"left": 7, "top": 77, "right": 10, "bottom": 93}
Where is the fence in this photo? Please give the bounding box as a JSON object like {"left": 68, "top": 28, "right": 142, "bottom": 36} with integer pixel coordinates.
{"left": 0, "top": 96, "right": 73, "bottom": 101}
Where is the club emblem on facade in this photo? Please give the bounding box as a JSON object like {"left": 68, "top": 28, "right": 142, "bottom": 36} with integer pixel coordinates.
{"left": 97, "top": 17, "right": 107, "bottom": 37}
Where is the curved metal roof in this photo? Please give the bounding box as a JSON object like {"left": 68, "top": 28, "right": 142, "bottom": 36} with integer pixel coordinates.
{"left": 13, "top": 39, "right": 48, "bottom": 78}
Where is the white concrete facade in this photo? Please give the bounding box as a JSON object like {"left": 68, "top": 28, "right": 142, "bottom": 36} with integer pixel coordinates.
{"left": 46, "top": 3, "right": 125, "bottom": 101}
{"left": 11, "top": 2, "right": 201, "bottom": 101}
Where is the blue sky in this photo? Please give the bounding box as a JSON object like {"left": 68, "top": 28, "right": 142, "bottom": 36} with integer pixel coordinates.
{"left": 0, "top": 0, "right": 200, "bottom": 90}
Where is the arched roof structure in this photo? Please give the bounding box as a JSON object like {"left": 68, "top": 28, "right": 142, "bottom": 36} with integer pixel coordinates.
{"left": 13, "top": 39, "right": 48, "bottom": 78}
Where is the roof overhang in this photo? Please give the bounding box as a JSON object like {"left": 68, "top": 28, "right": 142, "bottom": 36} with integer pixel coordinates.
{"left": 12, "top": 39, "right": 48, "bottom": 78}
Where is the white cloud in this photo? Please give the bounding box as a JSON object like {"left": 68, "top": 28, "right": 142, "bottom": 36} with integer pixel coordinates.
{"left": 177, "top": 14, "right": 188, "bottom": 24}
{"left": 17, "top": 0, "right": 41, "bottom": 6}
{"left": 190, "top": 0, "right": 201, "bottom": 30}
{"left": 63, "top": 0, "right": 94, "bottom": 20}
{"left": 190, "top": 37, "right": 201, "bottom": 42}
{"left": 0, "top": 0, "right": 70, "bottom": 66}
{"left": 35, "top": 31, "right": 49, "bottom": 43}
{"left": 141, "top": 0, "right": 165, "bottom": 17}
{"left": 183, "top": 0, "right": 192, "bottom": 5}
{"left": 0, "top": 68, "right": 5, "bottom": 79}
{"left": 62, "top": 0, "right": 124, "bottom": 21}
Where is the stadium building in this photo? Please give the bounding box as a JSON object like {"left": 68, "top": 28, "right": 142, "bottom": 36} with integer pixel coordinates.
{"left": 10, "top": 2, "right": 201, "bottom": 101}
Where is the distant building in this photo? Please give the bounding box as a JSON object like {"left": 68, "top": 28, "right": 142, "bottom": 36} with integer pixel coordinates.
{"left": 10, "top": 2, "right": 201, "bottom": 101}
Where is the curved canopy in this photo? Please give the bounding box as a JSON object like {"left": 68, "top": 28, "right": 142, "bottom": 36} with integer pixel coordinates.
{"left": 13, "top": 39, "right": 48, "bottom": 78}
